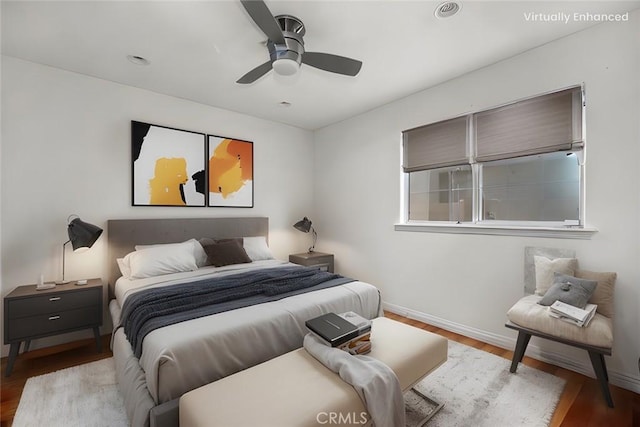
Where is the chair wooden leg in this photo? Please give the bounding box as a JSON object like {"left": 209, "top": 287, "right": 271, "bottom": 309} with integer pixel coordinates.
{"left": 588, "top": 351, "right": 614, "bottom": 408}
{"left": 510, "top": 331, "right": 531, "bottom": 373}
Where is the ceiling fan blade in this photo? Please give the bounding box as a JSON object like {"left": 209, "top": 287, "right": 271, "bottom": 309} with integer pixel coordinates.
{"left": 236, "top": 60, "right": 273, "bottom": 84}
{"left": 302, "top": 52, "right": 362, "bottom": 76}
{"left": 240, "top": 0, "right": 286, "bottom": 45}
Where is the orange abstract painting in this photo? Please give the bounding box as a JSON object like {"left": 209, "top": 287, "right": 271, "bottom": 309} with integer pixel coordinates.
{"left": 149, "top": 157, "right": 188, "bottom": 205}
{"left": 132, "top": 121, "right": 206, "bottom": 207}
{"left": 208, "top": 136, "right": 253, "bottom": 207}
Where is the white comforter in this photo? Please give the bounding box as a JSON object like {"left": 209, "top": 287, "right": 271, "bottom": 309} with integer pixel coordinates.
{"left": 110, "top": 261, "right": 382, "bottom": 426}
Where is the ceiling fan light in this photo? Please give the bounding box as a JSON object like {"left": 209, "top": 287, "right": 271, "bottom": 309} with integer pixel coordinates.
{"left": 272, "top": 58, "right": 299, "bottom": 76}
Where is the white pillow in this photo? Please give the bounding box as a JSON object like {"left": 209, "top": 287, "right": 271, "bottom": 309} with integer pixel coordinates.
{"left": 125, "top": 241, "right": 198, "bottom": 279}
{"left": 116, "top": 258, "right": 131, "bottom": 279}
{"left": 135, "top": 239, "right": 208, "bottom": 268}
{"left": 243, "top": 236, "right": 274, "bottom": 261}
{"left": 534, "top": 255, "right": 577, "bottom": 295}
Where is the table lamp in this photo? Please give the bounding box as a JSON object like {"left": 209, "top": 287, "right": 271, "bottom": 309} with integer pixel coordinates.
{"left": 58, "top": 215, "right": 103, "bottom": 284}
{"left": 293, "top": 216, "right": 317, "bottom": 253}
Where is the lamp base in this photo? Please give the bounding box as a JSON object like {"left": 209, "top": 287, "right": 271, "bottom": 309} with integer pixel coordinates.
{"left": 55, "top": 280, "right": 70, "bottom": 285}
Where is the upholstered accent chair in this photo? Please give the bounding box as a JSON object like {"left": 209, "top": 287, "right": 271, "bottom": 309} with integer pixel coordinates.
{"left": 505, "top": 247, "right": 616, "bottom": 407}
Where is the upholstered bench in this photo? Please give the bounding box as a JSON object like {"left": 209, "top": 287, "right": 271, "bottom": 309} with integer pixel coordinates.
{"left": 180, "top": 317, "right": 448, "bottom": 427}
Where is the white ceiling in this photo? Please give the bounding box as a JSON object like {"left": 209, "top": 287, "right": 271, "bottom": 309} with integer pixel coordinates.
{"left": 2, "top": 1, "right": 639, "bottom": 130}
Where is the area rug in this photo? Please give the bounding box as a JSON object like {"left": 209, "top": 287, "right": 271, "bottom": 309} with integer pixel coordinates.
{"left": 405, "top": 341, "right": 565, "bottom": 427}
{"left": 13, "top": 341, "right": 565, "bottom": 427}
{"left": 12, "top": 358, "right": 127, "bottom": 427}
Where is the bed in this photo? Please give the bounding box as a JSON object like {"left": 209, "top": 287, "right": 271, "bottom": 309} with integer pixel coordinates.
{"left": 107, "top": 217, "right": 382, "bottom": 427}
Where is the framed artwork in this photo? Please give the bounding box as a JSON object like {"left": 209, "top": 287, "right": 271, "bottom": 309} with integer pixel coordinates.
{"left": 207, "top": 135, "right": 254, "bottom": 208}
{"left": 131, "top": 121, "right": 206, "bottom": 207}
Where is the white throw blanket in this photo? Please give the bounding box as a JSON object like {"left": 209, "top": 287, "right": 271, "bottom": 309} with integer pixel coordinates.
{"left": 303, "top": 333, "right": 406, "bottom": 427}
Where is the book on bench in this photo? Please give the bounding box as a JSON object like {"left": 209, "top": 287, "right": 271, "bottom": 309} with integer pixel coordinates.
{"left": 305, "top": 312, "right": 371, "bottom": 348}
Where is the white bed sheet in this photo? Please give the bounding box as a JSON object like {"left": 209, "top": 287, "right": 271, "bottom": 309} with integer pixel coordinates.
{"left": 110, "top": 261, "right": 382, "bottom": 410}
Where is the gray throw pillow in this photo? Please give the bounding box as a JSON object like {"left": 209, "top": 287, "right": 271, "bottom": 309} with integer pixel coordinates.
{"left": 203, "top": 239, "right": 252, "bottom": 267}
{"left": 538, "top": 272, "right": 598, "bottom": 308}
{"left": 199, "top": 237, "right": 243, "bottom": 266}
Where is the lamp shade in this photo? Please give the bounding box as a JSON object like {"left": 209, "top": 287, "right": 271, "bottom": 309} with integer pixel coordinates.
{"left": 293, "top": 217, "right": 312, "bottom": 233}
{"left": 68, "top": 217, "right": 103, "bottom": 251}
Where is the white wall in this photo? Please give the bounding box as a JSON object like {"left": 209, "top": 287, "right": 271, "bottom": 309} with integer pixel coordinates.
{"left": 0, "top": 56, "right": 315, "bottom": 355}
{"left": 314, "top": 13, "right": 640, "bottom": 391}
{"left": 2, "top": 13, "right": 639, "bottom": 390}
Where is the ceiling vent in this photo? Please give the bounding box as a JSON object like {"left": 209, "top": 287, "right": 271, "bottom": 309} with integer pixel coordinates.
{"left": 435, "top": 1, "right": 461, "bottom": 19}
{"left": 127, "top": 55, "right": 150, "bottom": 66}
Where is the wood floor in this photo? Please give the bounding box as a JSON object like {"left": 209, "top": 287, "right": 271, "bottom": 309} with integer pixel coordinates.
{"left": 1, "top": 314, "right": 638, "bottom": 427}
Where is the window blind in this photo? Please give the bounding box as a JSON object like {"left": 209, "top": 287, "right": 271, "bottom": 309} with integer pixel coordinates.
{"left": 402, "top": 116, "right": 468, "bottom": 172}
{"left": 475, "top": 87, "right": 583, "bottom": 162}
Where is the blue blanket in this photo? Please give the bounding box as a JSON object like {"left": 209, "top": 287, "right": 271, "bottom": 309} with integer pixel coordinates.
{"left": 120, "top": 266, "right": 354, "bottom": 358}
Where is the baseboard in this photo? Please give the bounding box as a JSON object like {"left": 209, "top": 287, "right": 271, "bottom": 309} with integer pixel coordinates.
{"left": 383, "top": 301, "right": 640, "bottom": 394}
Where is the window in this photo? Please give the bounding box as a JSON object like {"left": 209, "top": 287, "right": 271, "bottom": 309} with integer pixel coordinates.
{"left": 408, "top": 166, "right": 472, "bottom": 222}
{"left": 481, "top": 152, "right": 580, "bottom": 223}
{"left": 402, "top": 86, "right": 585, "bottom": 228}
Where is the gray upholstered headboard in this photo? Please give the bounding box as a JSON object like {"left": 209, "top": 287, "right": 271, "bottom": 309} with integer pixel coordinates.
{"left": 107, "top": 217, "right": 269, "bottom": 295}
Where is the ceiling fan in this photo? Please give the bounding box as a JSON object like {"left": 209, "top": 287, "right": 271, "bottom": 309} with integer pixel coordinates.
{"left": 237, "top": 0, "right": 363, "bottom": 84}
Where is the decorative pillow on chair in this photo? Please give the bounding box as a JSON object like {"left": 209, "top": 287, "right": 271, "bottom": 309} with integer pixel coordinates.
{"left": 538, "top": 272, "right": 598, "bottom": 308}
{"left": 534, "top": 256, "right": 578, "bottom": 295}
{"left": 576, "top": 269, "right": 617, "bottom": 318}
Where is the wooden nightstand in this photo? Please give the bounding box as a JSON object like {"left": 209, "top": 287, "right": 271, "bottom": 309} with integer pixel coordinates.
{"left": 3, "top": 278, "right": 103, "bottom": 376}
{"left": 289, "top": 252, "right": 334, "bottom": 273}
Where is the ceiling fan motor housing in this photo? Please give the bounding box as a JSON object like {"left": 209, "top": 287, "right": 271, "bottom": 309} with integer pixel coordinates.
{"left": 268, "top": 15, "right": 305, "bottom": 68}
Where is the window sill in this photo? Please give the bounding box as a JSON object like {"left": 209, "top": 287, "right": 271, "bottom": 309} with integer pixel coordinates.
{"left": 394, "top": 222, "right": 597, "bottom": 239}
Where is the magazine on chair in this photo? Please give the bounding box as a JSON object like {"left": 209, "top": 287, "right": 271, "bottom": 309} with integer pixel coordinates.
{"left": 548, "top": 301, "right": 597, "bottom": 327}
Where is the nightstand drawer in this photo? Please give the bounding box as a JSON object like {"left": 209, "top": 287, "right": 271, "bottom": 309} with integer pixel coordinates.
{"left": 7, "top": 289, "right": 99, "bottom": 319}
{"left": 6, "top": 306, "right": 101, "bottom": 342}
